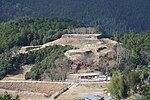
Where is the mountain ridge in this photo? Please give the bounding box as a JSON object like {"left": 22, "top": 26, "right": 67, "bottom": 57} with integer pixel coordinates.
{"left": 0, "top": 0, "right": 150, "bottom": 33}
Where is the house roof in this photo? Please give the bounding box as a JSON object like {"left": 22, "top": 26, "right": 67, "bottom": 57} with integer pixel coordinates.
{"left": 70, "top": 72, "right": 100, "bottom": 77}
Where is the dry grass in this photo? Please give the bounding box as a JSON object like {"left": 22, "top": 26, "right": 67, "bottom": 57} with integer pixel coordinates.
{"left": 57, "top": 83, "right": 108, "bottom": 100}
{"left": 0, "top": 82, "right": 68, "bottom": 97}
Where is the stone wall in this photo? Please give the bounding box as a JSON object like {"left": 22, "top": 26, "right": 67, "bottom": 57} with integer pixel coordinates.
{"left": 0, "top": 82, "right": 68, "bottom": 96}
{"left": 61, "top": 34, "right": 101, "bottom": 40}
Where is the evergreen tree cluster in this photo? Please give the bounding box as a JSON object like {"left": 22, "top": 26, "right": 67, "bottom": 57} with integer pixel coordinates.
{"left": 0, "top": 18, "right": 84, "bottom": 54}
{"left": 17, "top": 45, "right": 72, "bottom": 80}
{"left": 0, "top": 0, "right": 150, "bottom": 33}
{"left": 0, "top": 18, "right": 83, "bottom": 80}
{"left": 109, "top": 32, "right": 150, "bottom": 99}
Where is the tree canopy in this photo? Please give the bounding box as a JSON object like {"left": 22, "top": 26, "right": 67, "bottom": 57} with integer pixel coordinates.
{"left": 0, "top": 0, "right": 150, "bottom": 33}
{"left": 0, "top": 18, "right": 84, "bottom": 54}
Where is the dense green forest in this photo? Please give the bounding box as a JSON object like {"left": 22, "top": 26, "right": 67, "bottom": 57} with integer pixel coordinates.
{"left": 0, "top": 17, "right": 149, "bottom": 99}
{"left": 0, "top": 0, "right": 150, "bottom": 99}
{"left": 14, "top": 45, "right": 72, "bottom": 80}
{"left": 112, "top": 32, "right": 150, "bottom": 53}
{"left": 109, "top": 32, "right": 150, "bottom": 99}
{"left": 112, "top": 32, "right": 150, "bottom": 68}
{"left": 24, "top": 45, "right": 72, "bottom": 80}
{"left": 0, "top": 0, "right": 150, "bottom": 33}
{"left": 0, "top": 18, "right": 84, "bottom": 54}
{"left": 0, "top": 44, "right": 72, "bottom": 80}
{"left": 0, "top": 52, "right": 20, "bottom": 79}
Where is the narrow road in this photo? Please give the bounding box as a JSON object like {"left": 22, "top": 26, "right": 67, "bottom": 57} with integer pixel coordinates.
{"left": 0, "top": 80, "right": 109, "bottom": 84}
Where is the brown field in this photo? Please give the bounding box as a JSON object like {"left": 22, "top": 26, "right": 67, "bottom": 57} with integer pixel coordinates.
{"left": 0, "top": 82, "right": 68, "bottom": 100}
{"left": 57, "top": 83, "right": 108, "bottom": 100}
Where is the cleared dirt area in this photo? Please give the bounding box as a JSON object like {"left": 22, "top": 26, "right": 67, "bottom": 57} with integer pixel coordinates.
{"left": 0, "top": 82, "right": 68, "bottom": 100}
{"left": 57, "top": 83, "right": 108, "bottom": 100}
{"left": 17, "top": 34, "right": 118, "bottom": 71}
{"left": 18, "top": 34, "right": 118, "bottom": 55}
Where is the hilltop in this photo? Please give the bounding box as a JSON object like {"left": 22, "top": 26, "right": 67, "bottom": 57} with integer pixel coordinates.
{"left": 0, "top": 17, "right": 119, "bottom": 81}
{"left": 0, "top": 18, "right": 84, "bottom": 80}
{"left": 0, "top": 18, "right": 149, "bottom": 81}
{"left": 0, "top": 18, "right": 149, "bottom": 99}
{"left": 17, "top": 33, "right": 118, "bottom": 76}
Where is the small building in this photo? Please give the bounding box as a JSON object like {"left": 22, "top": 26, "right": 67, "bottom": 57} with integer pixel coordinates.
{"left": 68, "top": 72, "right": 100, "bottom": 79}
{"left": 67, "top": 72, "right": 110, "bottom": 81}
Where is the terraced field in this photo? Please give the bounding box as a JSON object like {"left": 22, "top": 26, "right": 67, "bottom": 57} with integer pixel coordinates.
{"left": 0, "top": 81, "right": 68, "bottom": 100}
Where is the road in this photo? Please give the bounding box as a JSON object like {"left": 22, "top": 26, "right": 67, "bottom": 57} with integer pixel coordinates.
{"left": 0, "top": 80, "right": 109, "bottom": 84}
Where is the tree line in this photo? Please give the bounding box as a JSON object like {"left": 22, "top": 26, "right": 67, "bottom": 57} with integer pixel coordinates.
{"left": 108, "top": 32, "right": 150, "bottom": 99}
{"left": 0, "top": 0, "right": 150, "bottom": 33}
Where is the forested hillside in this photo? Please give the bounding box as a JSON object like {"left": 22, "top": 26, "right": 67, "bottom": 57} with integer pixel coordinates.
{"left": 0, "top": 18, "right": 84, "bottom": 54}
{"left": 24, "top": 45, "right": 72, "bottom": 81}
{"left": 0, "top": 18, "right": 149, "bottom": 99}
{"left": 0, "top": 0, "right": 150, "bottom": 33}
{"left": 0, "top": 1, "right": 150, "bottom": 98}
{"left": 0, "top": 18, "right": 83, "bottom": 79}
{"left": 112, "top": 32, "right": 150, "bottom": 67}
{"left": 110, "top": 32, "right": 150, "bottom": 99}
